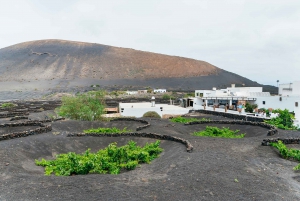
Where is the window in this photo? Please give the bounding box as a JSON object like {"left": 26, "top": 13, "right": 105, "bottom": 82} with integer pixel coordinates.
{"left": 279, "top": 97, "right": 282, "bottom": 101}
{"left": 296, "top": 102, "right": 299, "bottom": 107}
{"left": 196, "top": 93, "right": 199, "bottom": 97}
{"left": 200, "top": 93, "right": 203, "bottom": 97}
{"left": 263, "top": 101, "right": 266, "bottom": 105}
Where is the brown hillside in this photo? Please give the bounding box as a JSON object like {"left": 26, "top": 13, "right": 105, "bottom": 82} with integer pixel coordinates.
{"left": 0, "top": 39, "right": 219, "bottom": 81}
{"left": 0, "top": 39, "right": 277, "bottom": 93}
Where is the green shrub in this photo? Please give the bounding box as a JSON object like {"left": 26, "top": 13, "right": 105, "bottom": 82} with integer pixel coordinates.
{"left": 265, "top": 109, "right": 298, "bottom": 130}
{"left": 56, "top": 90, "right": 106, "bottom": 121}
{"left": 143, "top": 111, "right": 161, "bottom": 118}
{"left": 193, "top": 126, "right": 245, "bottom": 138}
{"left": 1, "top": 102, "right": 17, "bottom": 109}
{"left": 109, "top": 91, "right": 126, "bottom": 97}
{"left": 84, "top": 127, "right": 131, "bottom": 134}
{"left": 162, "top": 94, "right": 174, "bottom": 100}
{"left": 35, "top": 140, "right": 163, "bottom": 176}
{"left": 170, "top": 116, "right": 210, "bottom": 124}
{"left": 184, "top": 93, "right": 194, "bottom": 98}
{"left": 270, "top": 140, "right": 300, "bottom": 170}
{"left": 245, "top": 102, "right": 257, "bottom": 113}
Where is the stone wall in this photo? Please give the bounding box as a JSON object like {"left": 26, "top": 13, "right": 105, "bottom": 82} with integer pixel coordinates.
{"left": 67, "top": 132, "right": 193, "bottom": 153}
{"left": 10, "top": 116, "right": 29, "bottom": 121}
{"left": 262, "top": 138, "right": 300, "bottom": 146}
{"left": 0, "top": 121, "right": 52, "bottom": 141}
{"left": 111, "top": 118, "right": 150, "bottom": 131}
{"left": 190, "top": 109, "right": 266, "bottom": 122}
{"left": 185, "top": 120, "right": 278, "bottom": 136}
{"left": 0, "top": 112, "right": 29, "bottom": 118}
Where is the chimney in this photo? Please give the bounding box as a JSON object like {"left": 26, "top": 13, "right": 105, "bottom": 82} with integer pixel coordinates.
{"left": 231, "top": 84, "right": 235, "bottom": 88}
{"left": 212, "top": 87, "right": 216, "bottom": 91}
{"left": 151, "top": 96, "right": 155, "bottom": 107}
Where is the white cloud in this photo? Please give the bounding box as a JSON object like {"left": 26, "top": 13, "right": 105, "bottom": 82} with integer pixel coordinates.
{"left": 0, "top": 0, "right": 299, "bottom": 85}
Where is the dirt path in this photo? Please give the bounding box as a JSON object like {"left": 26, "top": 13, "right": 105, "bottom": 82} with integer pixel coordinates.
{"left": 1, "top": 115, "right": 300, "bottom": 200}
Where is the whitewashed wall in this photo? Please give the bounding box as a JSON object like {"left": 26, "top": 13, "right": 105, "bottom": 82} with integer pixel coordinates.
{"left": 292, "top": 81, "right": 300, "bottom": 96}
{"left": 119, "top": 104, "right": 190, "bottom": 118}
{"left": 254, "top": 96, "right": 299, "bottom": 111}
{"left": 120, "top": 107, "right": 162, "bottom": 118}
{"left": 193, "top": 98, "right": 205, "bottom": 109}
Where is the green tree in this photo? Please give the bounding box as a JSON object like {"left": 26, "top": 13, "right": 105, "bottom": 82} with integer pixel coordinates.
{"left": 56, "top": 90, "right": 106, "bottom": 121}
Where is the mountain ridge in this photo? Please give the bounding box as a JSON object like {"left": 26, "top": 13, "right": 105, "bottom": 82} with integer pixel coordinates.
{"left": 0, "top": 39, "right": 276, "bottom": 93}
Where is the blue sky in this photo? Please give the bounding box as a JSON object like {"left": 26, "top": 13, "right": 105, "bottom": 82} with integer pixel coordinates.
{"left": 0, "top": 0, "right": 299, "bottom": 86}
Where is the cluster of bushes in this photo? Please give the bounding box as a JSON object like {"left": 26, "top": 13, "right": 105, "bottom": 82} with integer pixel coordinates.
{"left": 265, "top": 109, "right": 298, "bottom": 130}
{"left": 36, "top": 140, "right": 163, "bottom": 176}
{"left": 83, "top": 127, "right": 131, "bottom": 134}
{"left": 270, "top": 140, "right": 300, "bottom": 170}
{"left": 245, "top": 102, "right": 258, "bottom": 113}
{"left": 170, "top": 116, "right": 210, "bottom": 124}
{"left": 143, "top": 111, "right": 161, "bottom": 118}
{"left": 183, "top": 93, "right": 194, "bottom": 98}
{"left": 1, "top": 102, "right": 17, "bottom": 109}
{"left": 56, "top": 90, "right": 106, "bottom": 121}
{"left": 109, "top": 91, "right": 126, "bottom": 97}
{"left": 193, "top": 126, "right": 245, "bottom": 138}
{"left": 162, "top": 94, "right": 175, "bottom": 100}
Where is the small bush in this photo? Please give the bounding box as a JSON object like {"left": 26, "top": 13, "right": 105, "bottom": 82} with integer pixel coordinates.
{"left": 270, "top": 140, "right": 300, "bottom": 170}
{"left": 84, "top": 127, "right": 131, "bottom": 134}
{"left": 245, "top": 102, "right": 258, "bottom": 113}
{"left": 35, "top": 140, "right": 163, "bottom": 176}
{"left": 170, "top": 116, "right": 210, "bottom": 124}
{"left": 143, "top": 111, "right": 161, "bottom": 118}
{"left": 193, "top": 126, "right": 245, "bottom": 138}
{"left": 109, "top": 91, "right": 126, "bottom": 97}
{"left": 162, "top": 94, "right": 174, "bottom": 100}
{"left": 1, "top": 102, "right": 17, "bottom": 109}
{"left": 184, "top": 93, "right": 194, "bottom": 98}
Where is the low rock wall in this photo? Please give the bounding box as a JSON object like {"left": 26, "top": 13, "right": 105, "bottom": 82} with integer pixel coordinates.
{"left": 262, "top": 138, "right": 300, "bottom": 146}
{"left": 0, "top": 121, "right": 52, "bottom": 141}
{"left": 67, "top": 132, "right": 193, "bottom": 153}
{"left": 190, "top": 109, "right": 266, "bottom": 122}
{"left": 0, "top": 112, "right": 29, "bottom": 118}
{"left": 111, "top": 118, "right": 150, "bottom": 131}
{"left": 185, "top": 120, "right": 278, "bottom": 136}
{"left": 10, "top": 116, "right": 29, "bottom": 121}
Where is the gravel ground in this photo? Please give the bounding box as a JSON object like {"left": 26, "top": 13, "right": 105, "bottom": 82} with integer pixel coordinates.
{"left": 1, "top": 114, "right": 300, "bottom": 201}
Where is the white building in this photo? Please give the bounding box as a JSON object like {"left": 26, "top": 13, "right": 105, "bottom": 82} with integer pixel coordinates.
{"left": 154, "top": 89, "right": 166, "bottom": 93}
{"left": 279, "top": 81, "right": 300, "bottom": 96}
{"left": 193, "top": 84, "right": 300, "bottom": 127}
{"left": 194, "top": 85, "right": 263, "bottom": 108}
{"left": 119, "top": 98, "right": 189, "bottom": 118}
{"left": 126, "top": 91, "right": 138, "bottom": 95}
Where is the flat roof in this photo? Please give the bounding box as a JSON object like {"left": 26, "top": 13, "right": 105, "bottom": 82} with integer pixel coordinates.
{"left": 196, "top": 97, "right": 256, "bottom": 100}
{"left": 119, "top": 102, "right": 187, "bottom": 110}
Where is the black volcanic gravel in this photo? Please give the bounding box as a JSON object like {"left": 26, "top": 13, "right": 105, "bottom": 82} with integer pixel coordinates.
{"left": 1, "top": 113, "right": 300, "bottom": 201}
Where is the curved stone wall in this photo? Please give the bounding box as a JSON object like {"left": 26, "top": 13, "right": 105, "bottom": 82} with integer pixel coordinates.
{"left": 111, "top": 118, "right": 150, "bottom": 131}
{"left": 185, "top": 120, "right": 278, "bottom": 136}
{"left": 67, "top": 132, "right": 193, "bottom": 153}
{"left": 190, "top": 109, "right": 266, "bottom": 122}
{"left": 262, "top": 138, "right": 300, "bottom": 146}
{"left": 0, "top": 121, "right": 52, "bottom": 141}
{"left": 9, "top": 116, "right": 29, "bottom": 121}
